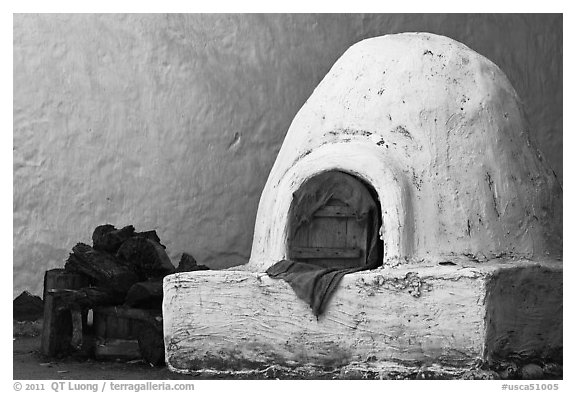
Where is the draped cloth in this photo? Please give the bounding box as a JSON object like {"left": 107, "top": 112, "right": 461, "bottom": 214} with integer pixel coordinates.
{"left": 267, "top": 171, "right": 382, "bottom": 316}
{"left": 266, "top": 256, "right": 381, "bottom": 317}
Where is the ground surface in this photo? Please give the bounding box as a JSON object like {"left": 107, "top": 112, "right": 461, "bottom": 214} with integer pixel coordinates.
{"left": 13, "top": 323, "right": 562, "bottom": 380}
{"left": 14, "top": 336, "right": 188, "bottom": 380}
{"left": 13, "top": 335, "right": 465, "bottom": 380}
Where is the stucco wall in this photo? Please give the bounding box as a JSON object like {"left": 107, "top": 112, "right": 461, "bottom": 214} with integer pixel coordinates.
{"left": 13, "top": 14, "right": 562, "bottom": 297}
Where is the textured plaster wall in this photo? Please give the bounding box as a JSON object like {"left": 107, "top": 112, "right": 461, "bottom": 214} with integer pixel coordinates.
{"left": 13, "top": 14, "right": 562, "bottom": 296}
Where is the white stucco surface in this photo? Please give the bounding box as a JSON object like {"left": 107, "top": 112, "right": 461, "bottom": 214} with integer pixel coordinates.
{"left": 163, "top": 259, "right": 562, "bottom": 371}
{"left": 13, "top": 15, "right": 562, "bottom": 296}
{"left": 249, "top": 33, "right": 562, "bottom": 270}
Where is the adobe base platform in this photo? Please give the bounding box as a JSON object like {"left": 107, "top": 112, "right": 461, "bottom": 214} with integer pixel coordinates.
{"left": 162, "top": 259, "right": 562, "bottom": 374}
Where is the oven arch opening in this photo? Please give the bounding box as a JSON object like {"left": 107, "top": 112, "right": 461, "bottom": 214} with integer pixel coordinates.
{"left": 247, "top": 141, "right": 410, "bottom": 272}
{"left": 286, "top": 170, "right": 384, "bottom": 269}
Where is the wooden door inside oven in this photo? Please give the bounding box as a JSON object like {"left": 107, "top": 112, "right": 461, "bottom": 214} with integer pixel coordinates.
{"left": 287, "top": 171, "right": 380, "bottom": 269}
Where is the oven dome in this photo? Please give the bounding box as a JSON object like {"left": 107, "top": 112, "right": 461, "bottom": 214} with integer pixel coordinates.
{"left": 248, "top": 32, "right": 562, "bottom": 271}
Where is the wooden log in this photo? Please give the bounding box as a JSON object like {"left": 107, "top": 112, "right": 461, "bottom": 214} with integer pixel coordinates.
{"left": 94, "top": 306, "right": 162, "bottom": 336}
{"left": 92, "top": 306, "right": 163, "bottom": 363}
{"left": 124, "top": 280, "right": 163, "bottom": 309}
{"left": 41, "top": 269, "right": 91, "bottom": 356}
{"left": 175, "top": 253, "right": 210, "bottom": 273}
{"left": 65, "top": 243, "right": 139, "bottom": 293}
{"left": 95, "top": 305, "right": 161, "bottom": 321}
{"left": 92, "top": 224, "right": 135, "bottom": 253}
{"left": 135, "top": 230, "right": 166, "bottom": 249}
{"left": 116, "top": 237, "right": 175, "bottom": 280}
{"left": 42, "top": 287, "right": 112, "bottom": 353}
{"left": 49, "top": 287, "right": 123, "bottom": 309}
{"left": 42, "top": 292, "right": 73, "bottom": 357}
{"left": 92, "top": 224, "right": 167, "bottom": 252}
{"left": 94, "top": 307, "right": 137, "bottom": 340}
{"left": 42, "top": 268, "right": 92, "bottom": 301}
{"left": 70, "top": 306, "right": 83, "bottom": 350}
{"left": 176, "top": 253, "right": 197, "bottom": 272}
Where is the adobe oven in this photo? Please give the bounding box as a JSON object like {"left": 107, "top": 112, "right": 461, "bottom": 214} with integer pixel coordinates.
{"left": 163, "top": 33, "right": 562, "bottom": 373}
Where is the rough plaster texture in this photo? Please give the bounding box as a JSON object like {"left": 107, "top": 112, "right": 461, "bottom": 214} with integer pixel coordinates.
{"left": 485, "top": 266, "right": 562, "bottom": 363}
{"left": 163, "top": 259, "right": 562, "bottom": 371}
{"left": 249, "top": 33, "right": 562, "bottom": 270}
{"left": 13, "top": 14, "right": 562, "bottom": 296}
